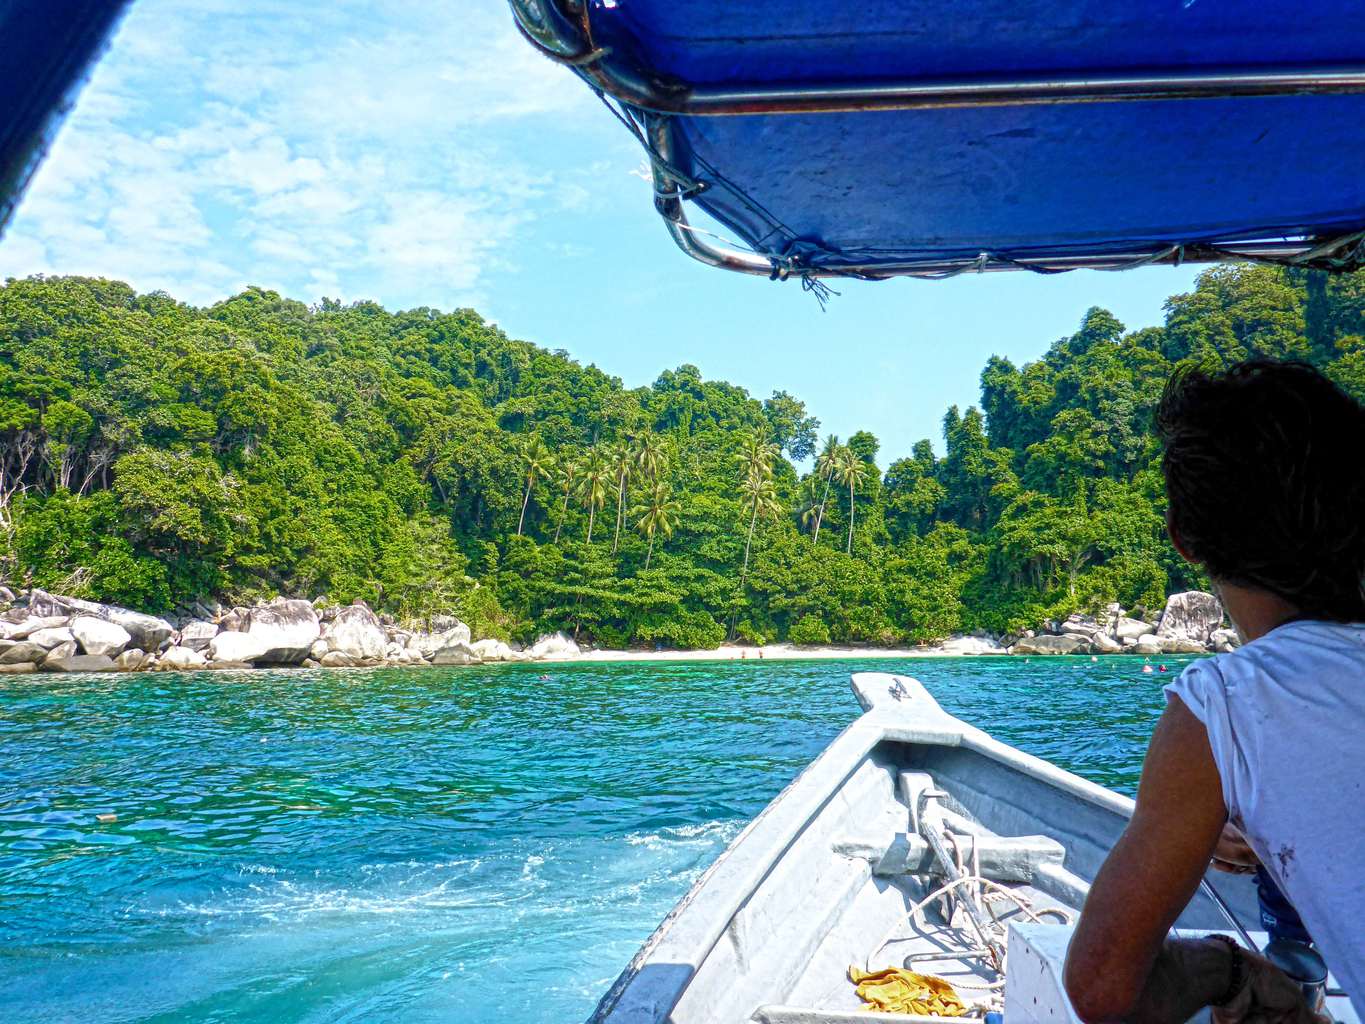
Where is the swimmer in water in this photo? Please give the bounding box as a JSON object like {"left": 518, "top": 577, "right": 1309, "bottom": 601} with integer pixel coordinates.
{"left": 1142, "top": 664, "right": 1154, "bottom": 674}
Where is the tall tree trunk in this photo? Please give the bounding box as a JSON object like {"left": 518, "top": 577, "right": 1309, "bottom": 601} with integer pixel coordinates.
{"left": 743, "top": 502, "right": 758, "bottom": 575}
{"left": 846, "top": 480, "right": 855, "bottom": 554}
{"left": 612, "top": 473, "right": 626, "bottom": 553}
{"left": 554, "top": 488, "right": 570, "bottom": 543}
{"left": 587, "top": 504, "right": 596, "bottom": 544}
{"left": 517, "top": 476, "right": 532, "bottom": 535}
{"left": 813, "top": 470, "right": 833, "bottom": 542}
{"left": 645, "top": 533, "right": 655, "bottom": 570}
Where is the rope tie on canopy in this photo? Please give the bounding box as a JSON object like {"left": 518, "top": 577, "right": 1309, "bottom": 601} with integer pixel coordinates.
{"left": 563, "top": 45, "right": 610, "bottom": 67}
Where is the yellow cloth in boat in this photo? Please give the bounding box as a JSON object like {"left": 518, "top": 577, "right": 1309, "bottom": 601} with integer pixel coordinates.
{"left": 847, "top": 965, "right": 968, "bottom": 1016}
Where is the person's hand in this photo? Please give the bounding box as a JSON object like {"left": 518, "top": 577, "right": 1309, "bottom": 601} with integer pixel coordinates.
{"left": 1212, "top": 946, "right": 1331, "bottom": 1024}
{"left": 1212, "top": 823, "right": 1259, "bottom": 874}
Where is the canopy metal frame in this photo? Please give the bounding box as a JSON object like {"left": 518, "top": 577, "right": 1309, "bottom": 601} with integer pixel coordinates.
{"left": 508, "top": 0, "right": 1365, "bottom": 279}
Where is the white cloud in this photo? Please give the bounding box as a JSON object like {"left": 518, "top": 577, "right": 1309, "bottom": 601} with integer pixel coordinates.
{"left": 0, "top": 0, "right": 605, "bottom": 308}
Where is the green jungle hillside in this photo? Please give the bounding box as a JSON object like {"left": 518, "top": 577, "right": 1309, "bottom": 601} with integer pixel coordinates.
{"left": 3, "top": 267, "right": 1364, "bottom": 647}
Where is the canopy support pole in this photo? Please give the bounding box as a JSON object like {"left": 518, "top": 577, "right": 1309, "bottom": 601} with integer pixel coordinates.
{"left": 509, "top": 0, "right": 1365, "bottom": 117}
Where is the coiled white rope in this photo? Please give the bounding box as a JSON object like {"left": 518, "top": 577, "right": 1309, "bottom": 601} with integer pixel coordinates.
{"left": 863, "top": 839, "right": 1077, "bottom": 1014}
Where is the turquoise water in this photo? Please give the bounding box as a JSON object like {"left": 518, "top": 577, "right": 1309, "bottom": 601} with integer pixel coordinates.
{"left": 0, "top": 656, "right": 1188, "bottom": 1022}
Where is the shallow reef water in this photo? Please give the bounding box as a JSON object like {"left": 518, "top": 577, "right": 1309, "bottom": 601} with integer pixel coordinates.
{"left": 0, "top": 655, "right": 1187, "bottom": 1022}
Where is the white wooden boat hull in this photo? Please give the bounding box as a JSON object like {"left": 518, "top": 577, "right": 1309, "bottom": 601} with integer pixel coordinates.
{"left": 589, "top": 672, "right": 1277, "bottom": 1024}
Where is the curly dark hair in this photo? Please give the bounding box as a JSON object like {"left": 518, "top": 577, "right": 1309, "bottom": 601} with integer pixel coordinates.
{"left": 1156, "top": 359, "right": 1365, "bottom": 621}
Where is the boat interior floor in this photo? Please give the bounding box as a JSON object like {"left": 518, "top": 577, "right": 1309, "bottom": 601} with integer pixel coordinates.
{"left": 782, "top": 767, "right": 1086, "bottom": 1017}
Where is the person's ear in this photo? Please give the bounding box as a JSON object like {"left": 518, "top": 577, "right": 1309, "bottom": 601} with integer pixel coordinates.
{"left": 1166, "top": 509, "right": 1198, "bottom": 564}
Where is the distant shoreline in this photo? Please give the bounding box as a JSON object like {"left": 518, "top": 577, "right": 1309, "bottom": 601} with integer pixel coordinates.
{"left": 552, "top": 644, "right": 1002, "bottom": 664}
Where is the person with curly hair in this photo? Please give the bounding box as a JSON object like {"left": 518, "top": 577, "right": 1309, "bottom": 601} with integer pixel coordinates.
{"left": 1065, "top": 360, "right": 1365, "bottom": 1024}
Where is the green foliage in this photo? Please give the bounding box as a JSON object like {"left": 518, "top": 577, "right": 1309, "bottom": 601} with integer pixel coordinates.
{"left": 4, "top": 267, "right": 1360, "bottom": 643}
{"left": 787, "top": 614, "right": 831, "bottom": 646}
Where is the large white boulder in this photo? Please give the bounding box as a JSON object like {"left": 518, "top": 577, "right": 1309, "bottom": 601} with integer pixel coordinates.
{"left": 159, "top": 646, "right": 208, "bottom": 670}
{"left": 25, "top": 626, "right": 74, "bottom": 650}
{"left": 41, "top": 653, "right": 117, "bottom": 673}
{"left": 240, "top": 598, "right": 320, "bottom": 664}
{"left": 1210, "top": 627, "right": 1242, "bottom": 653}
{"left": 529, "top": 631, "right": 580, "bottom": 660}
{"left": 431, "top": 641, "right": 480, "bottom": 665}
{"left": 1059, "top": 614, "right": 1102, "bottom": 639}
{"left": 178, "top": 620, "right": 219, "bottom": 652}
{"left": 321, "top": 604, "right": 388, "bottom": 661}
{"left": 1114, "top": 617, "right": 1153, "bottom": 642}
{"left": 1156, "top": 591, "right": 1224, "bottom": 644}
{"left": 43, "top": 640, "right": 78, "bottom": 664}
{"left": 24, "top": 589, "right": 173, "bottom": 650}
{"left": 208, "top": 630, "right": 267, "bottom": 663}
{"left": 115, "top": 649, "right": 149, "bottom": 672}
{"left": 1090, "top": 632, "right": 1123, "bottom": 654}
{"left": 1012, "top": 635, "right": 1086, "bottom": 656}
{"left": 1161, "top": 637, "right": 1210, "bottom": 654}
{"left": 72, "top": 616, "right": 132, "bottom": 657}
{"left": 407, "top": 625, "right": 471, "bottom": 660}
{"left": 4, "top": 615, "right": 69, "bottom": 640}
{"left": 421, "top": 618, "right": 470, "bottom": 645}
{"left": 940, "top": 635, "right": 1006, "bottom": 656}
{"left": 469, "top": 638, "right": 524, "bottom": 662}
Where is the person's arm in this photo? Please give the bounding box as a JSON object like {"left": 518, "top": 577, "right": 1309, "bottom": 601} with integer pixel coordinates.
{"left": 1064, "top": 695, "right": 1231, "bottom": 1023}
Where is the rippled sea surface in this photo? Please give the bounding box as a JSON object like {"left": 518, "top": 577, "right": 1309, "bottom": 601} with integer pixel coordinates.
{"left": 0, "top": 656, "right": 1189, "bottom": 1023}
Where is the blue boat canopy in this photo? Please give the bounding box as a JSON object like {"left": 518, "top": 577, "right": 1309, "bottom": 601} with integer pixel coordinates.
{"left": 509, "top": 0, "right": 1365, "bottom": 280}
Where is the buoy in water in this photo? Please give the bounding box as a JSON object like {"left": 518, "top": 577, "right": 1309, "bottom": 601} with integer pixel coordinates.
{"left": 1142, "top": 665, "right": 1154, "bottom": 674}
{"left": 96, "top": 813, "right": 117, "bottom": 823}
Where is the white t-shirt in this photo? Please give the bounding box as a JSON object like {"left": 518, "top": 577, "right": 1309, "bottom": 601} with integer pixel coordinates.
{"left": 1165, "top": 620, "right": 1365, "bottom": 1014}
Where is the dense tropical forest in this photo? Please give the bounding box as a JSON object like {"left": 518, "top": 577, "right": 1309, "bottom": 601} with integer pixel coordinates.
{"left": 2, "top": 267, "right": 1363, "bottom": 647}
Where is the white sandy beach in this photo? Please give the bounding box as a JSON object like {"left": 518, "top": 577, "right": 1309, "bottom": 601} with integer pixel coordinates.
{"left": 551, "top": 643, "right": 966, "bottom": 664}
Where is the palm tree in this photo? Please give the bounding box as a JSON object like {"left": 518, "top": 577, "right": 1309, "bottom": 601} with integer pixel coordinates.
{"left": 637, "top": 481, "right": 681, "bottom": 569}
{"left": 516, "top": 435, "right": 554, "bottom": 537}
{"left": 553, "top": 458, "right": 579, "bottom": 543}
{"left": 580, "top": 449, "right": 609, "bottom": 544}
{"left": 739, "top": 465, "right": 782, "bottom": 577}
{"left": 610, "top": 441, "right": 634, "bottom": 554}
{"left": 836, "top": 447, "right": 869, "bottom": 555}
{"left": 736, "top": 430, "right": 781, "bottom": 576}
{"left": 812, "top": 434, "right": 841, "bottom": 543}
{"left": 633, "top": 430, "right": 667, "bottom": 483}
{"left": 736, "top": 430, "right": 779, "bottom": 484}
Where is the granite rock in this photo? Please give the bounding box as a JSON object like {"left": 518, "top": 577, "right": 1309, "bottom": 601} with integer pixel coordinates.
{"left": 158, "top": 645, "right": 209, "bottom": 670}
{"left": 41, "top": 653, "right": 118, "bottom": 673}
{"left": 1012, "top": 634, "right": 1086, "bottom": 655}
{"left": 72, "top": 616, "right": 132, "bottom": 657}
{"left": 1156, "top": 591, "right": 1224, "bottom": 644}
{"left": 0, "top": 640, "right": 46, "bottom": 665}
{"left": 321, "top": 604, "right": 388, "bottom": 661}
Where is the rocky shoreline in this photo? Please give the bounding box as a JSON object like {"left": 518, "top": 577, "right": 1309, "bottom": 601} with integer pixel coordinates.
{"left": 0, "top": 589, "right": 581, "bottom": 675}
{"left": 960, "top": 590, "right": 1240, "bottom": 657}
{"left": 0, "top": 588, "right": 1236, "bottom": 677}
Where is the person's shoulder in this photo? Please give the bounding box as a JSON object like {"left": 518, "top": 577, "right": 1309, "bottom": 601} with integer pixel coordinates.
{"left": 1237, "top": 618, "right": 1365, "bottom": 660}
{"left": 1199, "top": 619, "right": 1365, "bottom": 688}
{"left": 1164, "top": 651, "right": 1229, "bottom": 720}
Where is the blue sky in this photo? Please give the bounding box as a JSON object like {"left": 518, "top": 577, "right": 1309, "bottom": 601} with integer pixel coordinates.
{"left": 0, "top": 0, "right": 1202, "bottom": 460}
